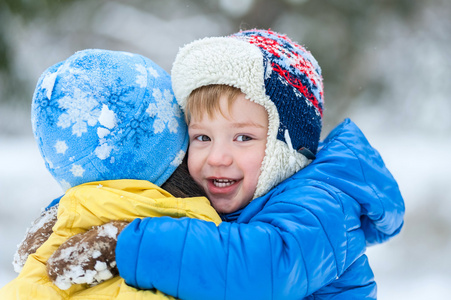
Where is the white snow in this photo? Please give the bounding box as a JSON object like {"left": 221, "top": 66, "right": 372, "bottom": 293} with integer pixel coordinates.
{"left": 54, "top": 274, "right": 73, "bottom": 290}
{"left": 93, "top": 261, "right": 113, "bottom": 281}
{"left": 98, "top": 104, "right": 117, "bottom": 130}
{"left": 0, "top": 135, "right": 63, "bottom": 286}
{"left": 1, "top": 1, "right": 450, "bottom": 297}
{"left": 40, "top": 71, "right": 58, "bottom": 100}
{"left": 92, "top": 250, "right": 101, "bottom": 259}
{"left": 46, "top": 237, "right": 116, "bottom": 289}
{"left": 12, "top": 205, "right": 58, "bottom": 273}
{"left": 97, "top": 222, "right": 119, "bottom": 239}
{"left": 94, "top": 143, "right": 113, "bottom": 160}
{"left": 97, "top": 127, "right": 110, "bottom": 139}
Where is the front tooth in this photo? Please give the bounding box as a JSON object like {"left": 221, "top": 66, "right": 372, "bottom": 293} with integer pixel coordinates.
{"left": 214, "top": 179, "right": 234, "bottom": 187}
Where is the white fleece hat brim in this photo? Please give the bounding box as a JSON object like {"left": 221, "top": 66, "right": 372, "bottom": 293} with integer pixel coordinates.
{"left": 172, "top": 36, "right": 309, "bottom": 199}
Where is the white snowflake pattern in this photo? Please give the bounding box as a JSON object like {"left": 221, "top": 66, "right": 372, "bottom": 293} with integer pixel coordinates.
{"left": 70, "top": 164, "right": 85, "bottom": 177}
{"left": 135, "top": 64, "right": 147, "bottom": 88}
{"left": 59, "top": 179, "right": 72, "bottom": 191}
{"left": 170, "top": 150, "right": 185, "bottom": 167}
{"left": 135, "top": 64, "right": 160, "bottom": 88}
{"left": 55, "top": 140, "right": 68, "bottom": 154}
{"left": 57, "top": 88, "right": 100, "bottom": 137}
{"left": 146, "top": 89, "right": 180, "bottom": 134}
{"left": 147, "top": 66, "right": 159, "bottom": 78}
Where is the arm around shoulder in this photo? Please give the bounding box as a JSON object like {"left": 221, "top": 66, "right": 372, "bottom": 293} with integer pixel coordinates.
{"left": 116, "top": 184, "right": 355, "bottom": 299}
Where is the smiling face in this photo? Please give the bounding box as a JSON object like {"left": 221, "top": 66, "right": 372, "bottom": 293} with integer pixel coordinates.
{"left": 187, "top": 92, "right": 268, "bottom": 214}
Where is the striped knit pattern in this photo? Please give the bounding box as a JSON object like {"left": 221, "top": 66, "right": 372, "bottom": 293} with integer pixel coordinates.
{"left": 232, "top": 29, "right": 324, "bottom": 153}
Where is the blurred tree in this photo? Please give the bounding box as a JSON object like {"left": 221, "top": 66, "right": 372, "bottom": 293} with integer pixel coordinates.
{"left": 210, "top": 0, "right": 423, "bottom": 128}
{"left": 0, "top": 0, "right": 80, "bottom": 106}
{"left": 0, "top": 0, "right": 446, "bottom": 134}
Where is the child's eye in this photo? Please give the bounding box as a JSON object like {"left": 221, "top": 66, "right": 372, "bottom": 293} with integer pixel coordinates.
{"left": 195, "top": 135, "right": 211, "bottom": 142}
{"left": 236, "top": 135, "right": 252, "bottom": 142}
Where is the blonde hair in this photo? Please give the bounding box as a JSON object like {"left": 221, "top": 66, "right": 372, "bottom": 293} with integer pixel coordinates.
{"left": 185, "top": 84, "right": 242, "bottom": 123}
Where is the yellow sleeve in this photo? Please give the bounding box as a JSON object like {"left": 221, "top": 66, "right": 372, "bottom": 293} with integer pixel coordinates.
{"left": 0, "top": 179, "right": 220, "bottom": 300}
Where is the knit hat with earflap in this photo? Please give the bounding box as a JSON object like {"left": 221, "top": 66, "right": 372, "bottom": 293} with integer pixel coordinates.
{"left": 172, "top": 29, "right": 324, "bottom": 198}
{"left": 32, "top": 49, "right": 188, "bottom": 190}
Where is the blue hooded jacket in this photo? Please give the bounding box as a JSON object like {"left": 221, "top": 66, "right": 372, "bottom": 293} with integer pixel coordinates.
{"left": 116, "top": 119, "right": 405, "bottom": 299}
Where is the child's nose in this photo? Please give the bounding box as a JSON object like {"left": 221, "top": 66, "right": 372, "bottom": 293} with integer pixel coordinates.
{"left": 207, "top": 143, "right": 233, "bottom": 167}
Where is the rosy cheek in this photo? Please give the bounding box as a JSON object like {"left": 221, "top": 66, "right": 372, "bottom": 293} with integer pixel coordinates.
{"left": 187, "top": 155, "right": 198, "bottom": 175}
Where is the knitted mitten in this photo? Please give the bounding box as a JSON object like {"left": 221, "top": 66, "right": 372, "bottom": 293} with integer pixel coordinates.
{"left": 46, "top": 221, "right": 129, "bottom": 290}
{"left": 13, "top": 204, "right": 59, "bottom": 273}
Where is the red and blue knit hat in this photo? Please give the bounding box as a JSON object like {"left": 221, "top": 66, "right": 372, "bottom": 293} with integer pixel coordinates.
{"left": 172, "top": 29, "right": 324, "bottom": 198}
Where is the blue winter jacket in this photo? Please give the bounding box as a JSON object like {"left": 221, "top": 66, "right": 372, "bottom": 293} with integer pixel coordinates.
{"left": 116, "top": 119, "right": 405, "bottom": 299}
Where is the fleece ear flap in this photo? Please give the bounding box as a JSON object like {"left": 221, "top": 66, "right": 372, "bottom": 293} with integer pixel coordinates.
{"left": 171, "top": 36, "right": 313, "bottom": 200}
{"left": 253, "top": 131, "right": 311, "bottom": 199}
{"left": 172, "top": 30, "right": 323, "bottom": 200}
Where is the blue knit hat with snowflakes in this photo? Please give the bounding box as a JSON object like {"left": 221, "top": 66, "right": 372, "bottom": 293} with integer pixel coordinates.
{"left": 32, "top": 49, "right": 188, "bottom": 191}
{"left": 172, "top": 29, "right": 324, "bottom": 198}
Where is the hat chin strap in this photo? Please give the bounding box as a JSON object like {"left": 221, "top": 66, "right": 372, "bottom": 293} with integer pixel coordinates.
{"left": 253, "top": 130, "right": 311, "bottom": 199}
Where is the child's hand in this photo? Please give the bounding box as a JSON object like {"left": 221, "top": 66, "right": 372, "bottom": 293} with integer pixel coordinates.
{"left": 13, "top": 205, "right": 59, "bottom": 273}
{"left": 46, "top": 220, "right": 129, "bottom": 290}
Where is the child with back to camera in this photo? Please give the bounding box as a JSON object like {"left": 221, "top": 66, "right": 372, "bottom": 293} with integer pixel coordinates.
{"left": 46, "top": 30, "right": 405, "bottom": 299}
{"left": 0, "top": 48, "right": 221, "bottom": 300}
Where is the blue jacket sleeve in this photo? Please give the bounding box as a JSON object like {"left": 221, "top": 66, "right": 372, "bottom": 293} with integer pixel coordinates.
{"left": 45, "top": 195, "right": 63, "bottom": 210}
{"left": 116, "top": 185, "right": 366, "bottom": 300}
{"left": 309, "top": 255, "right": 376, "bottom": 299}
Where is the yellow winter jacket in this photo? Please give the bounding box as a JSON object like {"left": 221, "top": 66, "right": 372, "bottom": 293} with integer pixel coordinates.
{"left": 0, "top": 179, "right": 221, "bottom": 299}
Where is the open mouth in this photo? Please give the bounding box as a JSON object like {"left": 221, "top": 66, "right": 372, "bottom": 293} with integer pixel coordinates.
{"left": 212, "top": 179, "right": 236, "bottom": 187}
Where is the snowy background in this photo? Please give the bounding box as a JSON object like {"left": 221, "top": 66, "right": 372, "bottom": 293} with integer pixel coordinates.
{"left": 1, "top": 0, "right": 451, "bottom": 299}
